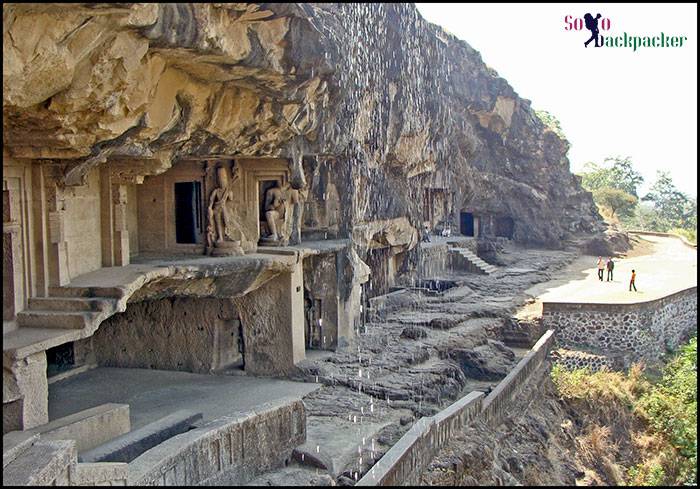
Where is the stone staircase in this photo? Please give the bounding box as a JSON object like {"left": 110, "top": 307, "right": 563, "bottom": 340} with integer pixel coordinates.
{"left": 449, "top": 248, "right": 497, "bottom": 275}
{"left": 6, "top": 286, "right": 125, "bottom": 362}
{"left": 18, "top": 291, "right": 120, "bottom": 330}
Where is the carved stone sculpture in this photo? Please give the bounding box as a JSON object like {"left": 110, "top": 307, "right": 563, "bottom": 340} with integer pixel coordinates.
{"left": 259, "top": 180, "right": 306, "bottom": 246}
{"left": 207, "top": 164, "right": 244, "bottom": 256}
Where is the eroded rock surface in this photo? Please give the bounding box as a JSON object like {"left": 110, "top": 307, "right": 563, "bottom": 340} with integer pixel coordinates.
{"left": 3, "top": 2, "right": 612, "bottom": 248}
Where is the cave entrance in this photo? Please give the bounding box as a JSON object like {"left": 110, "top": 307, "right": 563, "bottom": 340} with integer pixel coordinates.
{"left": 304, "top": 290, "right": 324, "bottom": 350}
{"left": 174, "top": 181, "right": 203, "bottom": 244}
{"left": 495, "top": 216, "right": 514, "bottom": 239}
{"left": 460, "top": 212, "right": 475, "bottom": 237}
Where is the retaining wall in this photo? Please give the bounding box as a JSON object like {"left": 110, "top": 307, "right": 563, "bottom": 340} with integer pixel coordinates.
{"left": 357, "top": 392, "right": 484, "bottom": 486}
{"left": 543, "top": 287, "right": 697, "bottom": 367}
{"left": 127, "top": 398, "right": 305, "bottom": 486}
{"left": 357, "top": 329, "right": 556, "bottom": 486}
{"left": 480, "top": 330, "right": 555, "bottom": 427}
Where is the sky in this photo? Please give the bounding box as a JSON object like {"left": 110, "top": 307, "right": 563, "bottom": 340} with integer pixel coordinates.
{"left": 415, "top": 3, "right": 697, "bottom": 198}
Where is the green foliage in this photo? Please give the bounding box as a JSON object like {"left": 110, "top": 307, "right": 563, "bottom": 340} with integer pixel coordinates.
{"left": 627, "top": 462, "right": 666, "bottom": 486}
{"left": 620, "top": 202, "right": 672, "bottom": 232}
{"left": 579, "top": 159, "right": 697, "bottom": 238}
{"left": 552, "top": 337, "right": 697, "bottom": 486}
{"left": 535, "top": 109, "right": 567, "bottom": 140}
{"left": 593, "top": 187, "right": 638, "bottom": 219}
{"left": 636, "top": 337, "right": 697, "bottom": 485}
{"left": 579, "top": 156, "right": 644, "bottom": 197}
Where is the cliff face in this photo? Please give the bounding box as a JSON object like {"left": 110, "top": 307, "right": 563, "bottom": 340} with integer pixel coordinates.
{"left": 3, "top": 2, "right": 605, "bottom": 246}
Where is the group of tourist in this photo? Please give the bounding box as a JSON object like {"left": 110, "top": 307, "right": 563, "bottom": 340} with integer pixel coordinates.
{"left": 596, "top": 256, "right": 637, "bottom": 291}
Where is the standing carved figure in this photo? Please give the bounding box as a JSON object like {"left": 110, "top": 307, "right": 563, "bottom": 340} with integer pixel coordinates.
{"left": 207, "top": 164, "right": 244, "bottom": 255}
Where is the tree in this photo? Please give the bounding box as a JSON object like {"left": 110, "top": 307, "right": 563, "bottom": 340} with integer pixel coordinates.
{"left": 621, "top": 202, "right": 672, "bottom": 231}
{"left": 578, "top": 156, "right": 644, "bottom": 197}
{"left": 642, "top": 171, "right": 691, "bottom": 228}
{"left": 593, "top": 187, "right": 638, "bottom": 219}
{"left": 605, "top": 156, "right": 644, "bottom": 197}
{"left": 580, "top": 161, "right": 613, "bottom": 192}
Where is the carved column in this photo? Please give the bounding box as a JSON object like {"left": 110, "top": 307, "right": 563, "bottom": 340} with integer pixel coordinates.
{"left": 3, "top": 179, "right": 24, "bottom": 321}
{"left": 112, "top": 183, "right": 130, "bottom": 266}
{"left": 45, "top": 173, "right": 69, "bottom": 287}
{"left": 100, "top": 166, "right": 114, "bottom": 267}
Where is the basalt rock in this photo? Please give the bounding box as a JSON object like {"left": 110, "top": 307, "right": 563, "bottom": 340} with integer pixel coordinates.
{"left": 3, "top": 3, "right": 608, "bottom": 247}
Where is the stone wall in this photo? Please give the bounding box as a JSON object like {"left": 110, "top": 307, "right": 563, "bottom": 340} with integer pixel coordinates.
{"left": 543, "top": 287, "right": 697, "bottom": 368}
{"left": 357, "top": 330, "right": 556, "bottom": 486}
{"left": 549, "top": 348, "right": 615, "bottom": 372}
{"left": 93, "top": 297, "right": 243, "bottom": 374}
{"left": 480, "top": 330, "right": 555, "bottom": 427}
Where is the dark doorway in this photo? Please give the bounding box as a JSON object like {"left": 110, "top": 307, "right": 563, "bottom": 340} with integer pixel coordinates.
{"left": 495, "top": 217, "right": 515, "bottom": 239}
{"left": 258, "top": 180, "right": 280, "bottom": 234}
{"left": 47, "top": 342, "right": 75, "bottom": 378}
{"left": 304, "top": 290, "right": 324, "bottom": 349}
{"left": 460, "top": 212, "right": 475, "bottom": 236}
{"left": 174, "top": 181, "right": 202, "bottom": 244}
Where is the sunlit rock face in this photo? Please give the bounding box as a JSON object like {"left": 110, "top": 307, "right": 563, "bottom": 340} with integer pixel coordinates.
{"left": 3, "top": 2, "right": 605, "bottom": 247}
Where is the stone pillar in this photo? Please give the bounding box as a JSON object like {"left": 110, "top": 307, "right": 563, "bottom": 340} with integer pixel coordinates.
{"left": 3, "top": 352, "right": 49, "bottom": 431}
{"left": 99, "top": 167, "right": 114, "bottom": 267}
{"left": 235, "top": 258, "right": 306, "bottom": 376}
{"left": 3, "top": 179, "right": 25, "bottom": 321}
{"left": 112, "top": 184, "right": 129, "bottom": 266}
{"left": 289, "top": 258, "right": 305, "bottom": 364}
{"left": 45, "top": 177, "right": 69, "bottom": 286}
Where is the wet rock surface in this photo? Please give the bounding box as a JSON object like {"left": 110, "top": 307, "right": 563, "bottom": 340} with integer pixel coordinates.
{"left": 282, "top": 241, "right": 581, "bottom": 485}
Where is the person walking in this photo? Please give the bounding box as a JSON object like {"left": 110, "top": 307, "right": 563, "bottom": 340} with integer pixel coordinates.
{"left": 596, "top": 256, "right": 605, "bottom": 281}
{"left": 606, "top": 257, "right": 615, "bottom": 282}
{"left": 629, "top": 269, "right": 637, "bottom": 291}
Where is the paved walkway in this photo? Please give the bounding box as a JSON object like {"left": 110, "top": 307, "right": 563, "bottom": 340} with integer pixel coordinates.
{"left": 531, "top": 234, "right": 697, "bottom": 304}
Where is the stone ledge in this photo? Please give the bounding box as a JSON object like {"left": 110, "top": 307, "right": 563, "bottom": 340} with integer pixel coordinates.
{"left": 70, "top": 462, "right": 128, "bottom": 486}
{"left": 127, "top": 398, "right": 305, "bottom": 486}
{"left": 3, "top": 430, "right": 40, "bottom": 468}
{"left": 3, "top": 439, "right": 76, "bottom": 486}
{"left": 29, "top": 403, "right": 130, "bottom": 452}
{"left": 80, "top": 410, "right": 202, "bottom": 463}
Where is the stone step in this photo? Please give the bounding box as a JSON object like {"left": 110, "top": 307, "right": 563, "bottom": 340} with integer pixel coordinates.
{"left": 28, "top": 297, "right": 114, "bottom": 313}
{"left": 16, "top": 310, "right": 99, "bottom": 330}
{"left": 48, "top": 286, "right": 124, "bottom": 299}
{"left": 3, "top": 431, "right": 40, "bottom": 468}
